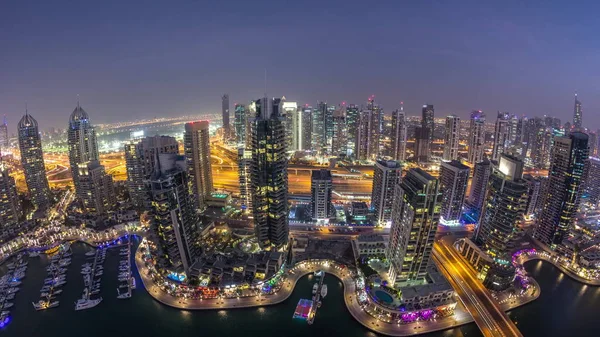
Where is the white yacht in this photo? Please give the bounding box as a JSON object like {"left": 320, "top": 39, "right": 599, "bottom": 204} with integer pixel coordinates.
{"left": 130, "top": 277, "right": 136, "bottom": 290}
{"left": 33, "top": 300, "right": 59, "bottom": 311}
{"left": 117, "top": 290, "right": 131, "bottom": 299}
{"left": 75, "top": 297, "right": 102, "bottom": 311}
{"left": 321, "top": 284, "right": 328, "bottom": 298}
{"left": 2, "top": 303, "right": 13, "bottom": 309}
{"left": 85, "top": 251, "right": 96, "bottom": 257}
{"left": 312, "top": 283, "right": 318, "bottom": 295}
{"left": 28, "top": 251, "right": 41, "bottom": 258}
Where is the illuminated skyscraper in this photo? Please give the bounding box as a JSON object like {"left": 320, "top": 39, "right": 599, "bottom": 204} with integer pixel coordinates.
{"left": 250, "top": 97, "right": 289, "bottom": 250}
{"left": 18, "top": 112, "right": 51, "bottom": 210}
{"left": 346, "top": 104, "right": 359, "bottom": 158}
{"left": 390, "top": 104, "right": 407, "bottom": 161}
{"left": 465, "top": 159, "right": 491, "bottom": 222}
{"left": 292, "top": 105, "right": 312, "bottom": 152}
{"left": 149, "top": 153, "right": 200, "bottom": 274}
{"left": 125, "top": 135, "right": 179, "bottom": 209}
{"left": 439, "top": 160, "right": 470, "bottom": 224}
{"left": 523, "top": 174, "right": 543, "bottom": 220}
{"left": 184, "top": 121, "right": 213, "bottom": 210}
{"left": 222, "top": 94, "right": 230, "bottom": 138}
{"left": 0, "top": 115, "right": 8, "bottom": 150}
{"left": 68, "top": 103, "right": 115, "bottom": 214}
{"left": 310, "top": 169, "right": 333, "bottom": 222}
{"left": 371, "top": 160, "right": 402, "bottom": 227}
{"left": 234, "top": 103, "right": 248, "bottom": 147}
{"left": 0, "top": 161, "right": 21, "bottom": 233}
{"left": 491, "top": 112, "right": 511, "bottom": 161}
{"left": 584, "top": 157, "right": 600, "bottom": 204}
{"left": 281, "top": 101, "right": 297, "bottom": 151}
{"left": 238, "top": 147, "right": 253, "bottom": 212}
{"left": 421, "top": 104, "right": 435, "bottom": 143}
{"left": 311, "top": 101, "right": 330, "bottom": 155}
{"left": 534, "top": 132, "right": 588, "bottom": 247}
{"left": 573, "top": 94, "right": 582, "bottom": 130}
{"left": 414, "top": 127, "right": 430, "bottom": 163}
{"left": 443, "top": 115, "right": 460, "bottom": 161}
{"left": 387, "top": 168, "right": 441, "bottom": 285}
{"left": 467, "top": 110, "right": 486, "bottom": 165}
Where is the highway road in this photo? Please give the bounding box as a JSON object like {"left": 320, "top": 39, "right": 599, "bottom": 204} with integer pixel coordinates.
{"left": 433, "top": 241, "right": 523, "bottom": 337}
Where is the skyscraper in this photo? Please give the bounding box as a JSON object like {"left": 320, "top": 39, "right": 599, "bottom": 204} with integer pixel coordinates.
{"left": 421, "top": 104, "right": 435, "bottom": 142}
{"left": 390, "top": 105, "right": 407, "bottom": 162}
{"left": 387, "top": 168, "right": 441, "bottom": 286}
{"left": 584, "top": 157, "right": 600, "bottom": 204}
{"left": 68, "top": 103, "right": 115, "bottom": 214}
{"left": 523, "top": 174, "right": 542, "bottom": 220}
{"left": 310, "top": 169, "right": 333, "bottom": 222}
{"left": 18, "top": 112, "right": 51, "bottom": 210}
{"left": 250, "top": 97, "right": 289, "bottom": 250}
{"left": 125, "top": 135, "right": 179, "bottom": 209}
{"left": 281, "top": 100, "right": 297, "bottom": 152}
{"left": 573, "top": 94, "right": 582, "bottom": 130}
{"left": 0, "top": 116, "right": 8, "bottom": 150}
{"left": 443, "top": 115, "right": 460, "bottom": 161}
{"left": 439, "top": 160, "right": 470, "bottom": 224}
{"left": 535, "top": 132, "right": 589, "bottom": 247}
{"left": 149, "top": 152, "right": 200, "bottom": 274}
{"left": 311, "top": 101, "right": 329, "bottom": 155}
{"left": 222, "top": 94, "right": 230, "bottom": 138}
{"left": 371, "top": 160, "right": 402, "bottom": 227}
{"left": 184, "top": 121, "right": 214, "bottom": 211}
{"left": 234, "top": 103, "right": 248, "bottom": 147}
{"left": 491, "top": 112, "right": 511, "bottom": 161}
{"left": 346, "top": 104, "right": 359, "bottom": 158}
{"left": 466, "top": 159, "right": 492, "bottom": 222}
{"left": 238, "top": 148, "right": 253, "bottom": 212}
{"left": 331, "top": 114, "right": 347, "bottom": 157}
{"left": 467, "top": 110, "right": 486, "bottom": 165}
{"left": 414, "top": 127, "right": 430, "bottom": 163}
{"left": 293, "top": 105, "right": 312, "bottom": 152}
{"left": 355, "top": 97, "right": 382, "bottom": 161}
{"left": 0, "top": 161, "right": 21, "bottom": 233}
{"left": 474, "top": 154, "right": 528, "bottom": 259}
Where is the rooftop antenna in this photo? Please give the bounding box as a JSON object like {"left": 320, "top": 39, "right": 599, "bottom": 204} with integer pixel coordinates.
{"left": 264, "top": 68, "right": 267, "bottom": 98}
{"left": 77, "top": 94, "right": 80, "bottom": 108}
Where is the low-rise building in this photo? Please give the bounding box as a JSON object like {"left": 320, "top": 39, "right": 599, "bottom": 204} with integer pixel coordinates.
{"left": 353, "top": 234, "right": 387, "bottom": 258}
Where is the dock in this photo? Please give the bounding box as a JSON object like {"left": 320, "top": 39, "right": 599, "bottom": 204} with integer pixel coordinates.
{"left": 306, "top": 271, "right": 326, "bottom": 325}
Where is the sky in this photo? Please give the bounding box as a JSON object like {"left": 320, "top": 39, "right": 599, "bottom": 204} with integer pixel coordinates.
{"left": 1, "top": 0, "right": 600, "bottom": 131}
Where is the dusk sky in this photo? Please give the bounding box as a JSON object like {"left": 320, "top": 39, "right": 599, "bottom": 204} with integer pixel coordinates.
{"left": 2, "top": 0, "right": 600, "bottom": 131}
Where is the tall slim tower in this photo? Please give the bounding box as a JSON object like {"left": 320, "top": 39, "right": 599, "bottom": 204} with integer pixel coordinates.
{"left": 0, "top": 115, "right": 8, "bottom": 151}
{"left": 331, "top": 114, "right": 347, "bottom": 157}
{"left": 0, "top": 161, "right": 21, "bottom": 233}
{"left": 584, "top": 157, "right": 600, "bottom": 204}
{"left": 346, "top": 104, "right": 359, "bottom": 158}
{"left": 250, "top": 97, "right": 289, "bottom": 250}
{"left": 67, "top": 103, "right": 115, "bottom": 214}
{"left": 534, "top": 132, "right": 589, "bottom": 247}
{"left": 467, "top": 110, "right": 486, "bottom": 165}
{"left": 439, "top": 160, "right": 470, "bottom": 224}
{"left": 310, "top": 169, "right": 333, "bottom": 222}
{"left": 125, "top": 135, "right": 179, "bottom": 209}
{"left": 234, "top": 103, "right": 248, "bottom": 147}
{"left": 371, "top": 160, "right": 402, "bottom": 227}
{"left": 491, "top": 112, "right": 511, "bottom": 161}
{"left": 148, "top": 153, "right": 200, "bottom": 274}
{"left": 18, "top": 112, "right": 51, "bottom": 210}
{"left": 387, "top": 168, "right": 441, "bottom": 286}
{"left": 443, "top": 115, "right": 460, "bottom": 161}
{"left": 414, "top": 127, "right": 430, "bottom": 163}
{"left": 311, "top": 101, "right": 329, "bottom": 155}
{"left": 238, "top": 148, "right": 253, "bottom": 212}
{"left": 222, "top": 94, "right": 230, "bottom": 138}
{"left": 391, "top": 104, "right": 407, "bottom": 161}
{"left": 573, "top": 94, "right": 582, "bottom": 130}
{"left": 422, "top": 104, "right": 435, "bottom": 142}
{"left": 466, "top": 159, "right": 492, "bottom": 222}
{"left": 184, "top": 121, "right": 214, "bottom": 211}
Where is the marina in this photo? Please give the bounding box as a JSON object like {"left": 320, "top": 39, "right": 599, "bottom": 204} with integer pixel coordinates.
{"left": 76, "top": 247, "right": 106, "bottom": 311}
{"left": 116, "top": 241, "right": 134, "bottom": 300}
{"left": 294, "top": 270, "right": 328, "bottom": 325}
{"left": 32, "top": 243, "right": 72, "bottom": 311}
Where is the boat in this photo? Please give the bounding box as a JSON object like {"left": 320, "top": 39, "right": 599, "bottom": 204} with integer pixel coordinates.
{"left": 130, "top": 277, "right": 136, "bottom": 290}
{"left": 28, "top": 251, "right": 41, "bottom": 258}
{"left": 7, "top": 288, "right": 19, "bottom": 294}
{"left": 90, "top": 289, "right": 100, "bottom": 295}
{"left": 82, "top": 263, "right": 92, "bottom": 268}
{"left": 8, "top": 281, "right": 21, "bottom": 287}
{"left": 321, "top": 284, "right": 328, "bottom": 298}
{"left": 6, "top": 294, "right": 14, "bottom": 301}
{"left": 312, "top": 283, "right": 318, "bottom": 295}
{"left": 96, "top": 271, "right": 103, "bottom": 276}
{"left": 117, "top": 290, "right": 131, "bottom": 299}
{"left": 2, "top": 303, "right": 13, "bottom": 309}
{"left": 40, "top": 286, "right": 51, "bottom": 292}
{"left": 74, "top": 297, "right": 102, "bottom": 311}
{"left": 32, "top": 300, "right": 59, "bottom": 311}
{"left": 85, "top": 251, "right": 96, "bottom": 257}
{"left": 0, "top": 311, "right": 9, "bottom": 316}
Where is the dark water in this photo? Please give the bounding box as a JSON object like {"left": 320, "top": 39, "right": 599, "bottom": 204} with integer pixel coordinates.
{"left": 0, "top": 241, "right": 596, "bottom": 337}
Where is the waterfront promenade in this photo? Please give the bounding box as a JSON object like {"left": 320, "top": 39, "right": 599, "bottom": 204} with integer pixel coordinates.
{"left": 135, "top": 245, "right": 540, "bottom": 337}
{"left": 517, "top": 251, "right": 600, "bottom": 286}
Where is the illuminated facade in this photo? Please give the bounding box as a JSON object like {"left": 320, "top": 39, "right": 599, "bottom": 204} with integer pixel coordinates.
{"left": 439, "top": 160, "right": 469, "bottom": 224}
{"left": 465, "top": 159, "right": 491, "bottom": 222}
{"left": 421, "top": 104, "right": 434, "bottom": 142}
{"left": 355, "top": 98, "right": 381, "bottom": 161}
{"left": 18, "top": 112, "right": 51, "bottom": 210}
{"left": 467, "top": 110, "right": 485, "bottom": 165}
{"left": 0, "top": 116, "right": 8, "bottom": 150}
{"left": 250, "top": 97, "right": 289, "bottom": 250}
{"left": 184, "top": 121, "right": 213, "bottom": 210}
{"left": 491, "top": 112, "right": 510, "bottom": 161}
{"left": 0, "top": 163, "right": 21, "bottom": 232}
{"left": 233, "top": 103, "right": 248, "bottom": 147}
{"left": 387, "top": 168, "right": 441, "bottom": 286}
{"left": 391, "top": 105, "right": 407, "bottom": 162}
{"left": 443, "top": 115, "right": 460, "bottom": 161}
{"left": 535, "top": 132, "right": 589, "bottom": 247}
{"left": 125, "top": 135, "right": 179, "bottom": 209}
{"left": 584, "top": 157, "right": 600, "bottom": 204}
{"left": 67, "top": 103, "right": 115, "bottom": 214}
{"left": 346, "top": 104, "right": 359, "bottom": 158}
{"left": 238, "top": 147, "right": 252, "bottom": 212}
{"left": 573, "top": 94, "right": 582, "bottom": 130}
{"left": 222, "top": 94, "right": 230, "bottom": 138}
{"left": 149, "top": 153, "right": 200, "bottom": 274}
{"left": 310, "top": 169, "right": 333, "bottom": 221}
{"left": 331, "top": 114, "right": 347, "bottom": 157}
{"left": 372, "top": 160, "right": 402, "bottom": 227}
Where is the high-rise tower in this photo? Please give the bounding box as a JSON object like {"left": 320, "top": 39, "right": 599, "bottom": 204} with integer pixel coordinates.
{"left": 573, "top": 94, "right": 582, "bottom": 130}
{"left": 0, "top": 115, "right": 8, "bottom": 151}
{"left": 467, "top": 110, "right": 486, "bottom": 165}
{"left": 184, "top": 121, "right": 214, "bottom": 211}
{"left": 250, "top": 97, "right": 289, "bottom": 250}
{"left": 491, "top": 112, "right": 511, "bottom": 160}
{"left": 18, "top": 111, "right": 51, "bottom": 210}
{"left": 439, "top": 160, "right": 470, "bottom": 224}
{"left": 371, "top": 160, "right": 402, "bottom": 227}
{"left": 443, "top": 115, "right": 460, "bottom": 161}
{"left": 222, "top": 94, "right": 230, "bottom": 138}
{"left": 465, "top": 159, "right": 492, "bottom": 222}
{"left": 234, "top": 103, "right": 248, "bottom": 147}
{"left": 310, "top": 169, "right": 333, "bottom": 222}
{"left": 421, "top": 104, "right": 435, "bottom": 142}
{"left": 391, "top": 104, "right": 407, "bottom": 162}
{"left": 0, "top": 161, "right": 21, "bottom": 234}
{"left": 535, "top": 132, "right": 589, "bottom": 247}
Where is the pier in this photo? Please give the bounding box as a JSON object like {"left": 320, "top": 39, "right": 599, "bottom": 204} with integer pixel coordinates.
{"left": 307, "top": 271, "right": 326, "bottom": 325}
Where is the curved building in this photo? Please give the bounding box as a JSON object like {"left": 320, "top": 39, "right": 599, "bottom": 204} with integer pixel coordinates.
{"left": 18, "top": 112, "right": 51, "bottom": 210}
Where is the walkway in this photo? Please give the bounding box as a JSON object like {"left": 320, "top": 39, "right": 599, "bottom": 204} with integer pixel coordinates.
{"left": 135, "top": 246, "right": 539, "bottom": 336}
{"left": 517, "top": 253, "right": 600, "bottom": 286}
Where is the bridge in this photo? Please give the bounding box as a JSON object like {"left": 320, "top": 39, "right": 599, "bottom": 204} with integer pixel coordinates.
{"left": 433, "top": 241, "right": 523, "bottom": 337}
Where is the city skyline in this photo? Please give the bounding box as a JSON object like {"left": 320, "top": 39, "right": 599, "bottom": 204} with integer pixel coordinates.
{"left": 2, "top": 1, "right": 600, "bottom": 130}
